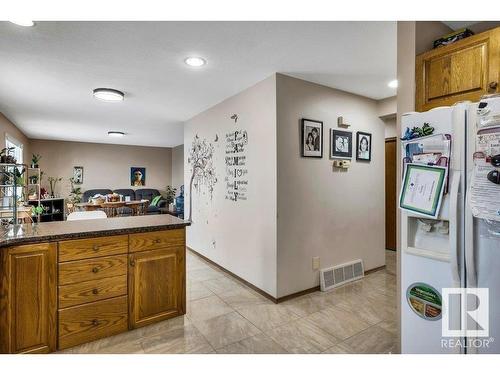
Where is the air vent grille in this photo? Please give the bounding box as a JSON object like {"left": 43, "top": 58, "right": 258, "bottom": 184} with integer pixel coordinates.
{"left": 320, "top": 259, "right": 364, "bottom": 292}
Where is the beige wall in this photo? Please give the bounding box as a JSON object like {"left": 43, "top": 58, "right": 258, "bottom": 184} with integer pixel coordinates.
{"left": 171, "top": 144, "right": 184, "bottom": 192}
{"left": 383, "top": 116, "right": 397, "bottom": 139}
{"left": 415, "top": 21, "right": 453, "bottom": 55}
{"left": 377, "top": 96, "right": 397, "bottom": 118}
{"left": 30, "top": 139, "right": 172, "bottom": 199}
{"left": 184, "top": 74, "right": 278, "bottom": 297}
{"left": 0, "top": 112, "right": 30, "bottom": 164}
{"left": 276, "top": 74, "right": 386, "bottom": 298}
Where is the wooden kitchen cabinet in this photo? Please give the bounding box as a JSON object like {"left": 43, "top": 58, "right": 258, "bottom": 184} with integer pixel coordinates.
{"left": 0, "top": 243, "right": 57, "bottom": 354}
{"left": 128, "top": 246, "right": 185, "bottom": 329}
{"left": 416, "top": 27, "right": 500, "bottom": 111}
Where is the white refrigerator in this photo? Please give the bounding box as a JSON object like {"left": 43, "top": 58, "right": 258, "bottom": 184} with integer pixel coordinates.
{"left": 400, "top": 95, "right": 500, "bottom": 354}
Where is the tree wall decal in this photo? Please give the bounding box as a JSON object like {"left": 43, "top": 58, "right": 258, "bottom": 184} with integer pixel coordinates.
{"left": 187, "top": 135, "right": 217, "bottom": 222}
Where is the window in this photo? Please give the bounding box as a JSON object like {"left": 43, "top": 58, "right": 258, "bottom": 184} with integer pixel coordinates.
{"left": 5, "top": 134, "right": 24, "bottom": 199}
{"left": 5, "top": 134, "right": 23, "bottom": 164}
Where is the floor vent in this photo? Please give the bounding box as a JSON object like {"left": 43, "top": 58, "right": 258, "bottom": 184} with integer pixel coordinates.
{"left": 320, "top": 259, "right": 364, "bottom": 292}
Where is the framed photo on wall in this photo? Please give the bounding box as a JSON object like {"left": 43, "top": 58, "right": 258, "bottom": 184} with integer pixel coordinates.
{"left": 356, "top": 131, "right": 372, "bottom": 161}
{"left": 73, "top": 166, "right": 83, "bottom": 184}
{"left": 330, "top": 129, "right": 352, "bottom": 158}
{"left": 131, "top": 167, "right": 146, "bottom": 186}
{"left": 301, "top": 118, "right": 323, "bottom": 158}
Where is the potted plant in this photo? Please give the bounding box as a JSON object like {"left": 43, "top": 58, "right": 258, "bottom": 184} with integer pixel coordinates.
{"left": 165, "top": 185, "right": 177, "bottom": 206}
{"left": 47, "top": 176, "right": 62, "bottom": 198}
{"left": 0, "top": 147, "right": 16, "bottom": 164}
{"left": 31, "top": 154, "right": 42, "bottom": 168}
{"left": 69, "top": 177, "right": 82, "bottom": 203}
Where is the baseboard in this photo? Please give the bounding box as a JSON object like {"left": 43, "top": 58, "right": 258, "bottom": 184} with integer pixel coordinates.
{"left": 187, "top": 247, "right": 279, "bottom": 303}
{"left": 188, "top": 247, "right": 387, "bottom": 304}
{"left": 365, "top": 264, "right": 386, "bottom": 275}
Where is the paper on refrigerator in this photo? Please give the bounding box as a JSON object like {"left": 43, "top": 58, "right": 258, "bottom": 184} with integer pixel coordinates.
{"left": 468, "top": 160, "right": 500, "bottom": 221}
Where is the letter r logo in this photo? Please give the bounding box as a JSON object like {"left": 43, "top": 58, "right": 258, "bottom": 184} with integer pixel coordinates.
{"left": 442, "top": 288, "right": 489, "bottom": 337}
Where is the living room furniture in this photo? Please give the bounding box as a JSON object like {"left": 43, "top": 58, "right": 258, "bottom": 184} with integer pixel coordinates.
{"left": 82, "top": 188, "right": 167, "bottom": 215}
{"left": 28, "top": 198, "right": 65, "bottom": 222}
{"left": 0, "top": 215, "right": 189, "bottom": 353}
{"left": 75, "top": 200, "right": 149, "bottom": 217}
{"left": 67, "top": 211, "right": 107, "bottom": 221}
{"left": 416, "top": 26, "right": 500, "bottom": 111}
{"left": 158, "top": 207, "right": 181, "bottom": 217}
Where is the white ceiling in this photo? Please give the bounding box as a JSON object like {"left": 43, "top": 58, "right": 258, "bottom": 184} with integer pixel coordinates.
{"left": 0, "top": 21, "right": 396, "bottom": 147}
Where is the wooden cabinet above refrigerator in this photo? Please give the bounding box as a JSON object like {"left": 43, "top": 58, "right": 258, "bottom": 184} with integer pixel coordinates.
{"left": 416, "top": 27, "right": 500, "bottom": 112}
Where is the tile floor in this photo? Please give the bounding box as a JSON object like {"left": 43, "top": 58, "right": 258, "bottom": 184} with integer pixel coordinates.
{"left": 60, "top": 250, "right": 398, "bottom": 354}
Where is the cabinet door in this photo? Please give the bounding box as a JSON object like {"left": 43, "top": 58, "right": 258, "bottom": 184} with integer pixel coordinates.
{"left": 128, "top": 246, "right": 185, "bottom": 329}
{"left": 416, "top": 28, "right": 500, "bottom": 111}
{"left": 0, "top": 243, "right": 57, "bottom": 353}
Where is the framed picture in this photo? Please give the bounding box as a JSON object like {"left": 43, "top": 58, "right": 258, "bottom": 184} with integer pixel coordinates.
{"left": 330, "top": 129, "right": 352, "bottom": 158}
{"left": 130, "top": 167, "right": 146, "bottom": 186}
{"left": 73, "top": 166, "right": 83, "bottom": 184}
{"left": 399, "top": 164, "right": 447, "bottom": 219}
{"left": 301, "top": 118, "right": 323, "bottom": 158}
{"left": 356, "top": 131, "right": 372, "bottom": 161}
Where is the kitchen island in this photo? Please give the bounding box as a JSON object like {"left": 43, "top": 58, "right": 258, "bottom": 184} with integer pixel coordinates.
{"left": 0, "top": 215, "right": 190, "bottom": 354}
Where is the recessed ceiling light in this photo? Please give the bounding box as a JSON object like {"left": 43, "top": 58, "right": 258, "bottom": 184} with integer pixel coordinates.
{"left": 108, "top": 131, "right": 125, "bottom": 137}
{"left": 93, "top": 88, "right": 124, "bottom": 102}
{"left": 184, "top": 57, "right": 206, "bottom": 67}
{"left": 9, "top": 20, "right": 35, "bottom": 27}
{"left": 388, "top": 79, "right": 398, "bottom": 88}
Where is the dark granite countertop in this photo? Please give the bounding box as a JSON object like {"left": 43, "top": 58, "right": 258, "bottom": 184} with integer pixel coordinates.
{"left": 0, "top": 215, "right": 191, "bottom": 247}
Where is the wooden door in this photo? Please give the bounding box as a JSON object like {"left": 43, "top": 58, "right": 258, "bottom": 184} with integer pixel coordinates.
{"left": 0, "top": 243, "right": 57, "bottom": 353}
{"left": 416, "top": 27, "right": 500, "bottom": 111}
{"left": 128, "top": 247, "right": 185, "bottom": 329}
{"left": 385, "top": 138, "right": 397, "bottom": 251}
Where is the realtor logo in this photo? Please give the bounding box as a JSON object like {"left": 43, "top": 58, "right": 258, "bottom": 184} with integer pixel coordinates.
{"left": 442, "top": 288, "right": 489, "bottom": 337}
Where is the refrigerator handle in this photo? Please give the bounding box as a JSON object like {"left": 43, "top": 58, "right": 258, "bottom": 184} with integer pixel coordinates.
{"left": 449, "top": 171, "right": 461, "bottom": 287}
{"left": 465, "top": 202, "right": 477, "bottom": 287}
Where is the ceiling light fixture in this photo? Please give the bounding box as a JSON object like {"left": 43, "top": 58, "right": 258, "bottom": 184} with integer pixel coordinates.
{"left": 9, "top": 20, "right": 35, "bottom": 27}
{"left": 93, "top": 88, "right": 124, "bottom": 102}
{"left": 108, "top": 131, "right": 125, "bottom": 137}
{"left": 184, "top": 57, "right": 206, "bottom": 67}
{"left": 388, "top": 79, "right": 398, "bottom": 89}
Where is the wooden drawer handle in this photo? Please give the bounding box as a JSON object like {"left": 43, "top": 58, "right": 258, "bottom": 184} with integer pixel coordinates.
{"left": 92, "top": 319, "right": 99, "bottom": 326}
{"left": 92, "top": 267, "right": 99, "bottom": 273}
{"left": 130, "top": 260, "right": 136, "bottom": 267}
{"left": 154, "top": 239, "right": 161, "bottom": 244}
{"left": 92, "top": 245, "right": 100, "bottom": 251}
{"left": 92, "top": 288, "right": 99, "bottom": 295}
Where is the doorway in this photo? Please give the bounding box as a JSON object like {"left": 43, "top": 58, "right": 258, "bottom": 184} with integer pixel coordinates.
{"left": 385, "top": 137, "right": 397, "bottom": 251}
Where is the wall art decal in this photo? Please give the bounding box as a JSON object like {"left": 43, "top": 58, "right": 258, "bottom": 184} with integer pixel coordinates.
{"left": 187, "top": 135, "right": 217, "bottom": 222}
{"left": 225, "top": 129, "right": 248, "bottom": 202}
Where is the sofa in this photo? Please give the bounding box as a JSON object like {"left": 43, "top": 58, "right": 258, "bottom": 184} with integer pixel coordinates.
{"left": 82, "top": 188, "right": 168, "bottom": 215}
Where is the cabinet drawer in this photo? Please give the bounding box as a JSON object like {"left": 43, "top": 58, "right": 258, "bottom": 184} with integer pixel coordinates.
{"left": 58, "top": 275, "right": 127, "bottom": 309}
{"left": 129, "top": 229, "right": 185, "bottom": 253}
{"left": 58, "top": 296, "right": 128, "bottom": 350}
{"left": 59, "top": 235, "right": 128, "bottom": 262}
{"left": 58, "top": 255, "right": 127, "bottom": 286}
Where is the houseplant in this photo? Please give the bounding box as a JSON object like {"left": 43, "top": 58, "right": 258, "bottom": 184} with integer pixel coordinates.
{"left": 0, "top": 147, "right": 16, "bottom": 164}
{"left": 68, "top": 177, "right": 82, "bottom": 203}
{"left": 31, "top": 154, "right": 42, "bottom": 168}
{"left": 165, "top": 185, "right": 177, "bottom": 206}
{"left": 47, "top": 176, "right": 62, "bottom": 198}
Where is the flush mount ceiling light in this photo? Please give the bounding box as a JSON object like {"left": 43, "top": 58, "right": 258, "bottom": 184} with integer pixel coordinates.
{"left": 184, "top": 57, "right": 206, "bottom": 67}
{"left": 9, "top": 20, "right": 35, "bottom": 27}
{"left": 388, "top": 79, "right": 398, "bottom": 88}
{"left": 108, "top": 131, "right": 125, "bottom": 137}
{"left": 93, "top": 88, "right": 124, "bottom": 102}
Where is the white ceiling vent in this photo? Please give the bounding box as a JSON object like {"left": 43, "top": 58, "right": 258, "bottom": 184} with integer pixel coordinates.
{"left": 320, "top": 259, "right": 364, "bottom": 292}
